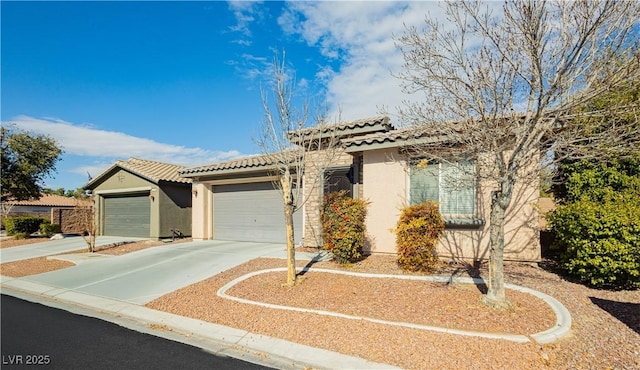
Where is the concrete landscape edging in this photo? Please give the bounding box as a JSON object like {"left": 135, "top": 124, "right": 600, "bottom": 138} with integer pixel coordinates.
{"left": 218, "top": 267, "right": 572, "bottom": 345}
{"left": 0, "top": 274, "right": 400, "bottom": 370}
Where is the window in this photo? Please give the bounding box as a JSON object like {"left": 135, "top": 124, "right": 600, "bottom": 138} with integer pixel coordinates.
{"left": 410, "top": 160, "right": 476, "bottom": 216}
{"left": 324, "top": 166, "right": 353, "bottom": 197}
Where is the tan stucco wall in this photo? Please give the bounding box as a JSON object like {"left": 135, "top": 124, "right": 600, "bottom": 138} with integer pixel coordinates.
{"left": 190, "top": 181, "right": 212, "bottom": 240}
{"left": 437, "top": 178, "right": 540, "bottom": 262}
{"left": 361, "top": 148, "right": 540, "bottom": 262}
{"left": 361, "top": 149, "right": 408, "bottom": 253}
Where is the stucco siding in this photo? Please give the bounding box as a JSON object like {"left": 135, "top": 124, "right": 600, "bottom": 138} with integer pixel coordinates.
{"left": 190, "top": 182, "right": 212, "bottom": 240}
{"left": 92, "top": 169, "right": 154, "bottom": 191}
{"left": 361, "top": 149, "right": 407, "bottom": 254}
{"left": 437, "top": 179, "right": 540, "bottom": 262}
{"left": 361, "top": 148, "right": 540, "bottom": 262}
{"left": 159, "top": 183, "right": 192, "bottom": 238}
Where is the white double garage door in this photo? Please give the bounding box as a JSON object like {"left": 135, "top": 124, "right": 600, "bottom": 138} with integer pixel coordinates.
{"left": 213, "top": 182, "right": 302, "bottom": 244}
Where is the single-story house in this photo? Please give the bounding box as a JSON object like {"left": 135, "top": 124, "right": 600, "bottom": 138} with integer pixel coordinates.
{"left": 84, "top": 158, "right": 192, "bottom": 239}
{"left": 1, "top": 194, "right": 86, "bottom": 232}
{"left": 182, "top": 116, "right": 540, "bottom": 262}
{"left": 2, "top": 193, "right": 79, "bottom": 219}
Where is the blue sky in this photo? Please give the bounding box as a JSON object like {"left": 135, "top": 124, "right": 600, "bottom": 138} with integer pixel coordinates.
{"left": 2, "top": 1, "right": 442, "bottom": 190}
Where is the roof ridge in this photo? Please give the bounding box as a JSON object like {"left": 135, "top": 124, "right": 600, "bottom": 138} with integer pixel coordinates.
{"left": 126, "top": 157, "right": 187, "bottom": 168}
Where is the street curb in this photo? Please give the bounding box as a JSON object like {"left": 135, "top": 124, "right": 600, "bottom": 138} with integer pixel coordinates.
{"left": 0, "top": 275, "right": 400, "bottom": 370}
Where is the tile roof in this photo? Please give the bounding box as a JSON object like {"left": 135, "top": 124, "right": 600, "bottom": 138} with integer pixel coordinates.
{"left": 6, "top": 194, "right": 86, "bottom": 207}
{"left": 179, "top": 151, "right": 301, "bottom": 177}
{"left": 180, "top": 116, "right": 398, "bottom": 178}
{"left": 289, "top": 116, "right": 393, "bottom": 143}
{"left": 85, "top": 157, "right": 191, "bottom": 188}
{"left": 342, "top": 126, "right": 452, "bottom": 152}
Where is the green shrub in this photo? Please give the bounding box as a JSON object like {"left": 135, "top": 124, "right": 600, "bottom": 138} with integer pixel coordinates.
{"left": 548, "top": 194, "right": 640, "bottom": 289}
{"left": 12, "top": 232, "right": 30, "bottom": 240}
{"left": 3, "top": 216, "right": 47, "bottom": 236}
{"left": 321, "top": 191, "right": 369, "bottom": 264}
{"left": 40, "top": 222, "right": 62, "bottom": 237}
{"left": 396, "top": 201, "right": 445, "bottom": 272}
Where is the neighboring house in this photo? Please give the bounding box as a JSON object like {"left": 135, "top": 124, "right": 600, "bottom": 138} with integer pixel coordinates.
{"left": 182, "top": 116, "right": 541, "bottom": 262}
{"left": 2, "top": 193, "right": 78, "bottom": 219}
{"left": 84, "top": 158, "right": 192, "bottom": 239}
{"left": 1, "top": 194, "right": 92, "bottom": 234}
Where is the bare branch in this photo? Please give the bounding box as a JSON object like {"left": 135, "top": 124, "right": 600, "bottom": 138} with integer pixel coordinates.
{"left": 394, "top": 0, "right": 640, "bottom": 308}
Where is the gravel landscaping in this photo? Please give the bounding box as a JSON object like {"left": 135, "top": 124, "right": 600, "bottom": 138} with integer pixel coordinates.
{"left": 1, "top": 236, "right": 51, "bottom": 249}
{"left": 147, "top": 255, "right": 640, "bottom": 370}
{"left": 2, "top": 238, "right": 638, "bottom": 369}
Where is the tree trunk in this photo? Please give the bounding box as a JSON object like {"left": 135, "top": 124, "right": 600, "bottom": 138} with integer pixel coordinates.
{"left": 281, "top": 172, "right": 297, "bottom": 286}
{"left": 482, "top": 187, "right": 513, "bottom": 310}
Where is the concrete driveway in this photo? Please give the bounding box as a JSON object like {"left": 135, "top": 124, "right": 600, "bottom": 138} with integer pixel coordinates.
{"left": 20, "top": 240, "right": 287, "bottom": 304}
{"left": 0, "top": 236, "right": 147, "bottom": 263}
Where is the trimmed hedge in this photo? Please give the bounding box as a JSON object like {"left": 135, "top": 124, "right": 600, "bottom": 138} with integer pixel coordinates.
{"left": 396, "top": 201, "right": 445, "bottom": 272}
{"left": 321, "top": 191, "right": 369, "bottom": 264}
{"left": 3, "top": 216, "right": 47, "bottom": 236}
{"left": 40, "top": 222, "right": 62, "bottom": 237}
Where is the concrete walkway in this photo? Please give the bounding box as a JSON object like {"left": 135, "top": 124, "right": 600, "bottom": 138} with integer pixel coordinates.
{"left": 24, "top": 240, "right": 287, "bottom": 304}
{"left": 1, "top": 238, "right": 396, "bottom": 369}
{"left": 0, "top": 235, "right": 147, "bottom": 263}
{"left": 0, "top": 238, "right": 571, "bottom": 368}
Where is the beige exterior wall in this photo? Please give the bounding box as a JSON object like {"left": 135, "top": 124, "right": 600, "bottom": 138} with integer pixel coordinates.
{"left": 361, "top": 149, "right": 408, "bottom": 253}
{"left": 190, "top": 181, "right": 212, "bottom": 240}
{"left": 186, "top": 146, "right": 539, "bottom": 261}
{"left": 361, "top": 148, "right": 540, "bottom": 262}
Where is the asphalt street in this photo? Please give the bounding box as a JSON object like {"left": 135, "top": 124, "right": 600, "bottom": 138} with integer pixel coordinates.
{"left": 1, "top": 294, "right": 275, "bottom": 370}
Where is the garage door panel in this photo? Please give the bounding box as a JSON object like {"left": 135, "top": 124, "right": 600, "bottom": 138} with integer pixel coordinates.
{"left": 103, "top": 195, "right": 150, "bottom": 237}
{"left": 213, "top": 182, "right": 302, "bottom": 244}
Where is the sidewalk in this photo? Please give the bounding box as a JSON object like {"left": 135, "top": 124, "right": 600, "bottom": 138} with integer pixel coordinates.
{"left": 0, "top": 249, "right": 399, "bottom": 370}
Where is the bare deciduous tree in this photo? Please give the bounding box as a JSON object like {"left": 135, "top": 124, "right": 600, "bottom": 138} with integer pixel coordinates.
{"left": 76, "top": 196, "right": 96, "bottom": 252}
{"left": 256, "top": 51, "right": 341, "bottom": 286}
{"left": 394, "top": 1, "right": 640, "bottom": 308}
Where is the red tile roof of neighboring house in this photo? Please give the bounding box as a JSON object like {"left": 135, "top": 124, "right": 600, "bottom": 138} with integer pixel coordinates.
{"left": 6, "top": 194, "right": 85, "bottom": 207}
{"left": 85, "top": 157, "right": 191, "bottom": 189}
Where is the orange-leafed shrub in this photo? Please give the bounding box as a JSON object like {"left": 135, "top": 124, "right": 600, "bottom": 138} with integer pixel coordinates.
{"left": 396, "top": 201, "right": 444, "bottom": 271}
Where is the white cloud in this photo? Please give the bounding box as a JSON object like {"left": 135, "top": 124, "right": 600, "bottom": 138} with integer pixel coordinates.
{"left": 5, "top": 115, "right": 242, "bottom": 169}
{"left": 227, "top": 1, "right": 265, "bottom": 45}
{"left": 277, "top": 1, "right": 453, "bottom": 121}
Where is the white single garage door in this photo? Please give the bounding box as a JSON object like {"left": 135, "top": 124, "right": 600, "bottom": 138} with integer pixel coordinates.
{"left": 103, "top": 194, "right": 150, "bottom": 238}
{"left": 213, "top": 182, "right": 302, "bottom": 244}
